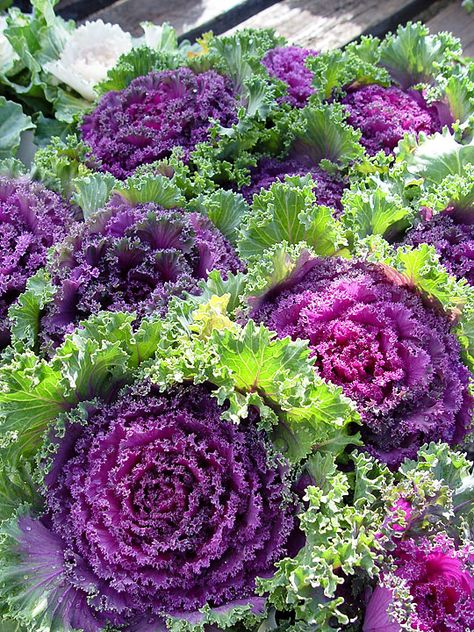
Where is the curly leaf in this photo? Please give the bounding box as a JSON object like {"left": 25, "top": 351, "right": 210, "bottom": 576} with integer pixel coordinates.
{"left": 238, "top": 177, "right": 346, "bottom": 260}
{"left": 379, "top": 22, "right": 461, "bottom": 89}
{"left": 8, "top": 270, "right": 55, "bottom": 350}
{"left": 190, "top": 189, "right": 248, "bottom": 243}
{"left": 341, "top": 179, "right": 413, "bottom": 240}
{"left": 293, "top": 103, "right": 364, "bottom": 168}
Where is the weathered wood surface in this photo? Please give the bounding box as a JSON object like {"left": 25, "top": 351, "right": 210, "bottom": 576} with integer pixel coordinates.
{"left": 75, "top": 0, "right": 277, "bottom": 38}
{"left": 427, "top": 0, "right": 474, "bottom": 56}
{"left": 223, "top": 0, "right": 433, "bottom": 49}
{"left": 21, "top": 0, "right": 474, "bottom": 58}
{"left": 56, "top": 0, "right": 434, "bottom": 45}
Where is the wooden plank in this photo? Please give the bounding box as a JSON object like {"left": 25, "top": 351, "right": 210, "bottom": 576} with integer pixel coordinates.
{"left": 224, "top": 0, "right": 436, "bottom": 49}
{"left": 56, "top": 0, "right": 119, "bottom": 21}
{"left": 427, "top": 0, "right": 474, "bottom": 57}
{"left": 82, "top": 0, "right": 278, "bottom": 37}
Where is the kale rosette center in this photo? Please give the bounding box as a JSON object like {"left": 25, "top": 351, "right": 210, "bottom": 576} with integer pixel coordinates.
{"left": 81, "top": 67, "right": 239, "bottom": 179}
{"left": 261, "top": 46, "right": 318, "bottom": 108}
{"left": 340, "top": 84, "right": 442, "bottom": 155}
{"left": 41, "top": 197, "right": 242, "bottom": 348}
{"left": 252, "top": 257, "right": 473, "bottom": 466}
{"left": 40, "top": 384, "right": 294, "bottom": 624}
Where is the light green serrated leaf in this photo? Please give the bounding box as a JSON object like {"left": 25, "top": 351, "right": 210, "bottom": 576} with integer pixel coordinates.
{"left": 190, "top": 189, "right": 248, "bottom": 243}
{"left": 71, "top": 172, "right": 117, "bottom": 218}
{"left": 238, "top": 177, "right": 345, "bottom": 260}
{"left": 341, "top": 180, "right": 413, "bottom": 240}
{"left": 116, "top": 172, "right": 185, "bottom": 208}
{"left": 379, "top": 22, "right": 461, "bottom": 89}
{"left": 8, "top": 270, "right": 55, "bottom": 349}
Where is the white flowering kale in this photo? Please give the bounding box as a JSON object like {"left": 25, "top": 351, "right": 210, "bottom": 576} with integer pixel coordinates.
{"left": 44, "top": 20, "right": 133, "bottom": 100}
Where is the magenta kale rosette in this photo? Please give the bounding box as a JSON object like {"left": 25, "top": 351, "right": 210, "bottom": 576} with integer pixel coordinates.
{"left": 340, "top": 84, "right": 442, "bottom": 156}
{"left": 261, "top": 46, "right": 318, "bottom": 108}
{"left": 364, "top": 534, "right": 474, "bottom": 631}
{"left": 0, "top": 176, "right": 76, "bottom": 349}
{"left": 39, "top": 195, "right": 242, "bottom": 348}
{"left": 81, "top": 67, "right": 239, "bottom": 179}
{"left": 0, "top": 374, "right": 299, "bottom": 629}
{"left": 13, "top": 383, "right": 294, "bottom": 629}
{"left": 250, "top": 255, "right": 473, "bottom": 466}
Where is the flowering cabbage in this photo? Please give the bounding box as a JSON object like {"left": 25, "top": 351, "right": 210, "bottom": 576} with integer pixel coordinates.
{"left": 0, "top": 176, "right": 75, "bottom": 349}
{"left": 39, "top": 195, "right": 242, "bottom": 348}
{"left": 402, "top": 209, "right": 474, "bottom": 284}
{"left": 261, "top": 45, "right": 318, "bottom": 107}
{"left": 81, "top": 67, "right": 239, "bottom": 179}
{"left": 250, "top": 255, "right": 473, "bottom": 466}
{"left": 9, "top": 383, "right": 293, "bottom": 629}
{"left": 241, "top": 157, "right": 345, "bottom": 214}
{"left": 363, "top": 534, "right": 474, "bottom": 631}
{"left": 0, "top": 304, "right": 358, "bottom": 630}
{"left": 340, "top": 84, "right": 442, "bottom": 155}
{"left": 44, "top": 20, "right": 133, "bottom": 101}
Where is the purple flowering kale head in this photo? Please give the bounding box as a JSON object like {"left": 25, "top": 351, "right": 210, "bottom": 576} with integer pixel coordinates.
{"left": 22, "top": 383, "right": 295, "bottom": 629}
{"left": 341, "top": 84, "right": 442, "bottom": 155}
{"left": 403, "top": 208, "right": 474, "bottom": 285}
{"left": 0, "top": 177, "right": 75, "bottom": 349}
{"left": 81, "top": 67, "right": 239, "bottom": 179}
{"left": 241, "top": 157, "right": 346, "bottom": 215}
{"left": 251, "top": 257, "right": 473, "bottom": 467}
{"left": 262, "top": 46, "right": 318, "bottom": 107}
{"left": 363, "top": 534, "right": 474, "bottom": 632}
{"left": 41, "top": 196, "right": 243, "bottom": 348}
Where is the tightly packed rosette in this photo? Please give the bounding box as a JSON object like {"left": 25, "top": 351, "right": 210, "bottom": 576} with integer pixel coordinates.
{"left": 248, "top": 250, "right": 473, "bottom": 466}
{"left": 0, "top": 172, "right": 76, "bottom": 349}
{"left": 261, "top": 45, "right": 318, "bottom": 108}
{"left": 339, "top": 83, "right": 442, "bottom": 156}
{"left": 81, "top": 67, "right": 240, "bottom": 179}
{"left": 0, "top": 307, "right": 359, "bottom": 630}
{"left": 364, "top": 534, "right": 474, "bottom": 631}
{"left": 6, "top": 171, "right": 246, "bottom": 353}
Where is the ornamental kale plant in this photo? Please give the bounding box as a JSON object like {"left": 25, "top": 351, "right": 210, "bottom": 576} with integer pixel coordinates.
{"left": 261, "top": 45, "right": 318, "bottom": 107}
{"left": 307, "top": 23, "right": 474, "bottom": 158}
{"left": 0, "top": 309, "right": 358, "bottom": 631}
{"left": 249, "top": 252, "right": 473, "bottom": 467}
{"left": 392, "top": 145, "right": 474, "bottom": 286}
{"left": 340, "top": 84, "right": 442, "bottom": 156}
{"left": 0, "top": 175, "right": 75, "bottom": 349}
{"left": 403, "top": 208, "right": 474, "bottom": 284}
{"left": 81, "top": 68, "right": 239, "bottom": 179}
{"left": 26, "top": 382, "right": 295, "bottom": 629}
{"left": 363, "top": 535, "right": 474, "bottom": 631}
{"left": 38, "top": 194, "right": 242, "bottom": 349}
